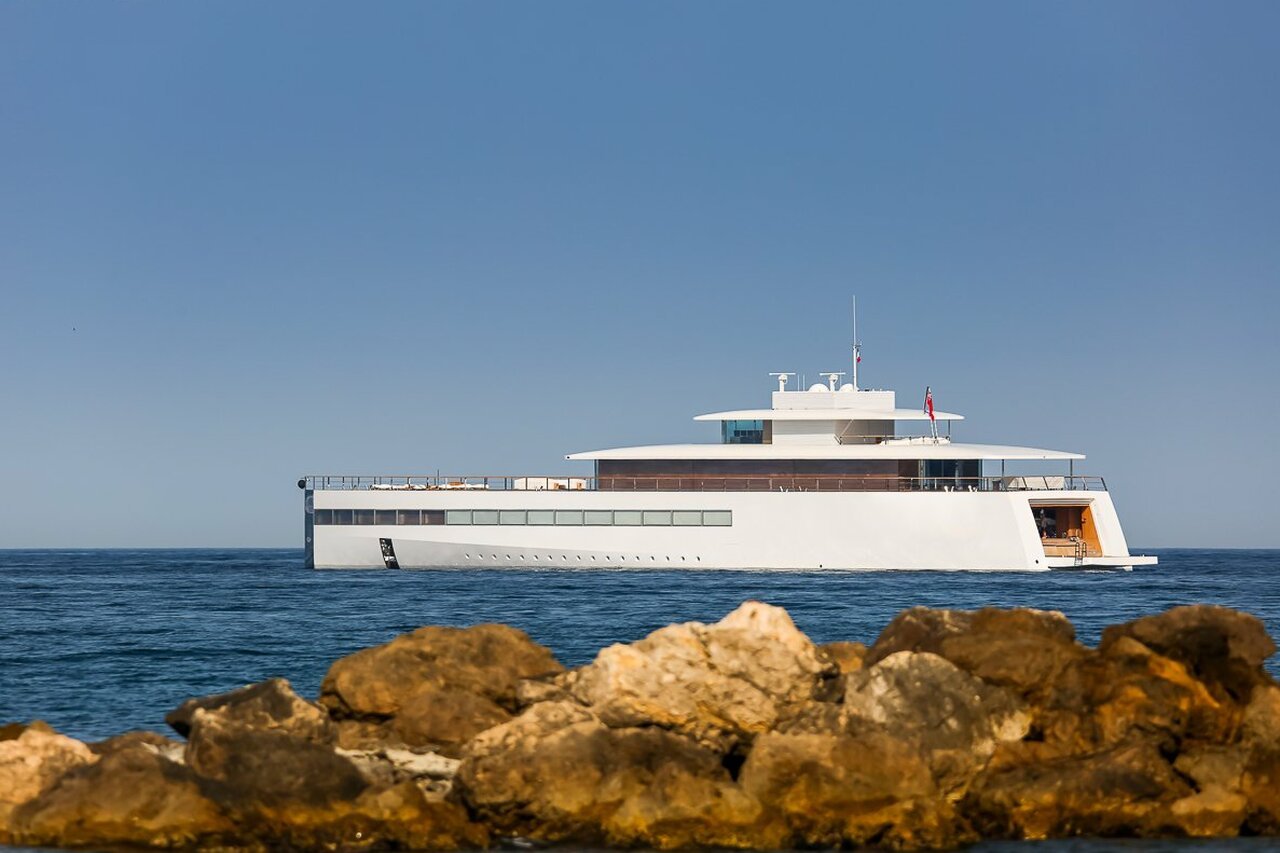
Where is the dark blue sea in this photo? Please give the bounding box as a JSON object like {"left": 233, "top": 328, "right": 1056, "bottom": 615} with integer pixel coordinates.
{"left": 2, "top": 548, "right": 1278, "bottom": 853}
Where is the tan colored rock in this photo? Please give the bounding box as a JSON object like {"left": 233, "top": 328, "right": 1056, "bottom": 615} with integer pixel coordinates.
{"left": 570, "top": 601, "right": 829, "bottom": 746}
{"left": 457, "top": 701, "right": 767, "bottom": 847}
{"left": 1099, "top": 604, "right": 1276, "bottom": 703}
{"left": 391, "top": 683, "right": 512, "bottom": 753}
{"left": 166, "top": 677, "right": 332, "bottom": 742}
{"left": 844, "top": 651, "right": 1030, "bottom": 796}
{"left": 9, "top": 744, "right": 232, "bottom": 848}
{"left": 320, "top": 623, "right": 563, "bottom": 719}
{"left": 740, "top": 730, "right": 969, "bottom": 849}
{"left": 0, "top": 725, "right": 97, "bottom": 830}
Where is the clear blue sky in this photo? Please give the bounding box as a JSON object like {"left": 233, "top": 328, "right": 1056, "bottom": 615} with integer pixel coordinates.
{"left": 2, "top": 1, "right": 1277, "bottom": 548}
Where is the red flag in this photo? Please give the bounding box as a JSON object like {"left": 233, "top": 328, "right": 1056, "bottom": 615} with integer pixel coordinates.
{"left": 924, "top": 386, "right": 935, "bottom": 421}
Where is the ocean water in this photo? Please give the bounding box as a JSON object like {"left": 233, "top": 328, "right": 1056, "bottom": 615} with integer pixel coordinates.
{"left": 1, "top": 548, "right": 1279, "bottom": 852}
{"left": 1, "top": 547, "right": 1276, "bottom": 740}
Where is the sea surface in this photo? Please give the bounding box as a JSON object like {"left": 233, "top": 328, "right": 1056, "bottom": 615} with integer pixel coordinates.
{"left": 1, "top": 548, "right": 1278, "bottom": 852}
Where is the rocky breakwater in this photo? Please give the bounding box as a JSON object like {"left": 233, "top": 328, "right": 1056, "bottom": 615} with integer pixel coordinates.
{"left": 1, "top": 602, "right": 1278, "bottom": 851}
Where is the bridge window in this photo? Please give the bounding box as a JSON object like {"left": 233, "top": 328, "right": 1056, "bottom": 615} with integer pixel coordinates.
{"left": 722, "top": 419, "right": 765, "bottom": 444}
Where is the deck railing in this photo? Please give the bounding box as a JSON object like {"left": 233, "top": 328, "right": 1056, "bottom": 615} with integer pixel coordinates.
{"left": 301, "top": 474, "right": 1107, "bottom": 493}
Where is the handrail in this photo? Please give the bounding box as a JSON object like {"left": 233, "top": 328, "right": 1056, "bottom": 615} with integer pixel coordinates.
{"left": 300, "top": 474, "right": 1108, "bottom": 493}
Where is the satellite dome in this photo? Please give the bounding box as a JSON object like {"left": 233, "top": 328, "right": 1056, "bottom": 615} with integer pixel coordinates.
{"left": 839, "top": 383, "right": 855, "bottom": 392}
{"left": 808, "top": 383, "right": 828, "bottom": 392}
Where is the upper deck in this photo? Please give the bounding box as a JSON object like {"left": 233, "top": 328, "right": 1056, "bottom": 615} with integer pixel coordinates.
{"left": 303, "top": 370, "right": 1097, "bottom": 494}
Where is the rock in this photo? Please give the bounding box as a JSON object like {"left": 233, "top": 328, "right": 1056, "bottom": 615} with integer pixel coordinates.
{"left": 0, "top": 721, "right": 52, "bottom": 742}
{"left": 251, "top": 780, "right": 488, "bottom": 850}
{"left": 335, "top": 718, "right": 399, "bottom": 750}
{"left": 570, "top": 601, "right": 829, "bottom": 747}
{"left": 1243, "top": 747, "right": 1280, "bottom": 834}
{"left": 739, "top": 730, "right": 969, "bottom": 849}
{"left": 0, "top": 725, "right": 97, "bottom": 831}
{"left": 843, "top": 651, "right": 1031, "bottom": 796}
{"left": 391, "top": 684, "right": 512, "bottom": 753}
{"left": 1243, "top": 684, "right": 1280, "bottom": 748}
{"left": 963, "top": 738, "right": 1193, "bottom": 839}
{"left": 1029, "top": 635, "right": 1235, "bottom": 760}
{"left": 1168, "top": 787, "right": 1249, "bottom": 837}
{"left": 185, "top": 709, "right": 368, "bottom": 809}
{"left": 337, "top": 747, "right": 460, "bottom": 793}
{"left": 320, "top": 623, "right": 563, "bottom": 719}
{"left": 90, "top": 730, "right": 185, "bottom": 763}
{"left": 819, "top": 640, "right": 867, "bottom": 674}
{"left": 868, "top": 607, "right": 1084, "bottom": 695}
{"left": 1099, "top": 605, "right": 1277, "bottom": 703}
{"left": 8, "top": 743, "right": 232, "bottom": 848}
{"left": 516, "top": 672, "right": 571, "bottom": 707}
{"left": 457, "top": 701, "right": 767, "bottom": 847}
{"left": 166, "top": 677, "right": 332, "bottom": 742}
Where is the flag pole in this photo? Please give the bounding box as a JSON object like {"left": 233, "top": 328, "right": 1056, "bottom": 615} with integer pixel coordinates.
{"left": 851, "top": 295, "right": 860, "bottom": 391}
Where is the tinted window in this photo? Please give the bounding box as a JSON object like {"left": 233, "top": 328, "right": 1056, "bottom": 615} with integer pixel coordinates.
{"left": 354, "top": 509, "right": 375, "bottom": 525}
{"left": 375, "top": 510, "right": 397, "bottom": 525}
{"left": 314, "top": 509, "right": 333, "bottom": 525}
{"left": 396, "top": 510, "right": 420, "bottom": 525}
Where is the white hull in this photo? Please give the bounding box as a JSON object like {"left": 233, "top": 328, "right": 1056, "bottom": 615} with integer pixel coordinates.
{"left": 309, "top": 489, "right": 1151, "bottom": 571}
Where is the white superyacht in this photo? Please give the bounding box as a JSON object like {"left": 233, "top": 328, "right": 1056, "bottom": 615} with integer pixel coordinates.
{"left": 301, "top": 345, "right": 1155, "bottom": 571}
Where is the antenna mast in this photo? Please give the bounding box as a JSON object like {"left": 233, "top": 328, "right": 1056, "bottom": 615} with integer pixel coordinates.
{"left": 851, "top": 295, "right": 861, "bottom": 390}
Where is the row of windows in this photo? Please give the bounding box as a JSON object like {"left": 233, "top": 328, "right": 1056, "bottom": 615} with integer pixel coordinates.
{"left": 315, "top": 509, "right": 446, "bottom": 526}
{"left": 313, "top": 509, "right": 733, "bottom": 527}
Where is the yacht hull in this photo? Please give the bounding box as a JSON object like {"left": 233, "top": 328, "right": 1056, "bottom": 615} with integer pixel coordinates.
{"left": 308, "top": 489, "right": 1152, "bottom": 571}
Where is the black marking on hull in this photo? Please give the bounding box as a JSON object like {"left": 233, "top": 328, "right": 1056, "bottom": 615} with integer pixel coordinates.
{"left": 379, "top": 538, "right": 400, "bottom": 569}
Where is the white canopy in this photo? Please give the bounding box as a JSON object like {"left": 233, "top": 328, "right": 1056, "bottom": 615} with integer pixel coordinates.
{"left": 567, "top": 443, "right": 1084, "bottom": 462}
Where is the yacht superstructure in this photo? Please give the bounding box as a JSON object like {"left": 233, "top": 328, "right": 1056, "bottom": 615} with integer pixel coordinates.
{"left": 300, "top": 363, "right": 1155, "bottom": 571}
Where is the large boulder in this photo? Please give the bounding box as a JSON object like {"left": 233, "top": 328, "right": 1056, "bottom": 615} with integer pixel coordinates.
{"left": 456, "top": 701, "right": 768, "bottom": 848}
{"left": 843, "top": 651, "right": 1031, "bottom": 796}
{"left": 0, "top": 724, "right": 97, "bottom": 831}
{"left": 739, "top": 729, "right": 969, "bottom": 849}
{"left": 166, "top": 677, "right": 332, "bottom": 742}
{"left": 8, "top": 743, "right": 233, "bottom": 848}
{"left": 184, "top": 709, "right": 368, "bottom": 809}
{"left": 569, "top": 601, "right": 831, "bottom": 748}
{"left": 1029, "top": 635, "right": 1235, "bottom": 760}
{"left": 867, "top": 607, "right": 1084, "bottom": 695}
{"left": 1100, "top": 605, "right": 1277, "bottom": 703}
{"left": 390, "top": 684, "right": 512, "bottom": 754}
{"left": 319, "top": 624, "right": 563, "bottom": 727}
{"left": 963, "top": 738, "right": 1193, "bottom": 839}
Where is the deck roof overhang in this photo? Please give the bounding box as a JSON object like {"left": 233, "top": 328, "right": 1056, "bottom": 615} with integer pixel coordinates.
{"left": 567, "top": 443, "right": 1084, "bottom": 462}
{"left": 694, "top": 408, "right": 963, "bottom": 422}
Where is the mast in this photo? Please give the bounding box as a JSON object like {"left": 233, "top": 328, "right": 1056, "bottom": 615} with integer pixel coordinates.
{"left": 851, "top": 295, "right": 861, "bottom": 390}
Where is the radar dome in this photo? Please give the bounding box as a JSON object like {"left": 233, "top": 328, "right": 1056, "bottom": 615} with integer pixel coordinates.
{"left": 808, "top": 383, "right": 828, "bottom": 392}
{"left": 839, "top": 383, "right": 855, "bottom": 392}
